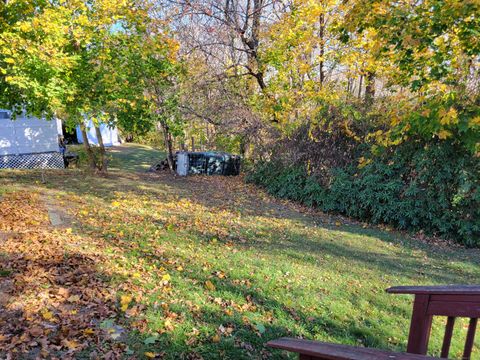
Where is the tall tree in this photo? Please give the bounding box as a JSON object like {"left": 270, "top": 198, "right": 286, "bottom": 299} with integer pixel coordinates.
{"left": 1, "top": 0, "right": 181, "bottom": 171}
{"left": 106, "top": 22, "right": 182, "bottom": 170}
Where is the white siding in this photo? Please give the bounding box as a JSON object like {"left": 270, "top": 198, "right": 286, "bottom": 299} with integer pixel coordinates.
{"left": 0, "top": 111, "right": 59, "bottom": 155}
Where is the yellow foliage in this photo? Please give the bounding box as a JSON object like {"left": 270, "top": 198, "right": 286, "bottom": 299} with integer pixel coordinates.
{"left": 120, "top": 294, "right": 132, "bottom": 311}
{"left": 439, "top": 107, "right": 459, "bottom": 125}
{"left": 63, "top": 339, "right": 80, "bottom": 350}
{"left": 437, "top": 129, "right": 452, "bottom": 140}
{"left": 469, "top": 116, "right": 480, "bottom": 128}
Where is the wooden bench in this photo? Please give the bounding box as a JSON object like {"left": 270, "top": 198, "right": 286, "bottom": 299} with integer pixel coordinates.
{"left": 267, "top": 285, "right": 480, "bottom": 360}
{"left": 268, "top": 338, "right": 441, "bottom": 359}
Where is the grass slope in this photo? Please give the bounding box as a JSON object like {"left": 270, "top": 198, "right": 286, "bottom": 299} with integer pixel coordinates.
{"left": 0, "top": 144, "right": 479, "bottom": 359}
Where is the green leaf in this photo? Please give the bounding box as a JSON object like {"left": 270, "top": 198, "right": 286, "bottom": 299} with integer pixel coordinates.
{"left": 255, "top": 323, "right": 266, "bottom": 334}
{"left": 144, "top": 336, "right": 158, "bottom": 345}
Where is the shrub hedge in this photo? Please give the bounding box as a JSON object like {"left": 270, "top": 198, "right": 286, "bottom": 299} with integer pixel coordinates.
{"left": 247, "top": 140, "right": 480, "bottom": 247}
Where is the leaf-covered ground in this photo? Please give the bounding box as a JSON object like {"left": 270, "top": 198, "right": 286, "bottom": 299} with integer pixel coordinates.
{"left": 1, "top": 144, "right": 479, "bottom": 359}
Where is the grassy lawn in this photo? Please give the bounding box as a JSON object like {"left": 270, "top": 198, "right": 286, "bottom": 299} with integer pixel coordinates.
{"left": 67, "top": 143, "right": 166, "bottom": 172}
{"left": 108, "top": 143, "right": 166, "bottom": 172}
{"left": 0, "top": 144, "right": 479, "bottom": 359}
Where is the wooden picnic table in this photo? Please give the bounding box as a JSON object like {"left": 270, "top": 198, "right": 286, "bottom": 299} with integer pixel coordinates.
{"left": 267, "top": 285, "right": 480, "bottom": 360}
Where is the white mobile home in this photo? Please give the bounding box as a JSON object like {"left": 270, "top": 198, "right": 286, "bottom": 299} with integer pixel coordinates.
{"left": 0, "top": 110, "right": 64, "bottom": 169}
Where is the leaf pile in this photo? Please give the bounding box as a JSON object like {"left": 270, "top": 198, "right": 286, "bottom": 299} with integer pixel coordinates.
{"left": 0, "top": 192, "right": 122, "bottom": 358}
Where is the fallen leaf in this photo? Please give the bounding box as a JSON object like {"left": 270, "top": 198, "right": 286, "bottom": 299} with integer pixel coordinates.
{"left": 29, "top": 326, "right": 43, "bottom": 337}
{"left": 205, "top": 280, "right": 216, "bottom": 291}
{"left": 63, "top": 339, "right": 80, "bottom": 350}
{"left": 57, "top": 287, "right": 69, "bottom": 297}
{"left": 164, "top": 318, "right": 174, "bottom": 331}
{"left": 41, "top": 309, "right": 54, "bottom": 321}
{"left": 144, "top": 335, "right": 158, "bottom": 345}
{"left": 120, "top": 294, "right": 132, "bottom": 312}
{"left": 83, "top": 328, "right": 95, "bottom": 336}
{"left": 67, "top": 295, "right": 81, "bottom": 303}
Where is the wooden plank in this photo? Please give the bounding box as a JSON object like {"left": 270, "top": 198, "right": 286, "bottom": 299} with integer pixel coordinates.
{"left": 300, "top": 355, "right": 314, "bottom": 360}
{"left": 462, "top": 318, "right": 478, "bottom": 360}
{"left": 430, "top": 295, "right": 480, "bottom": 303}
{"left": 267, "top": 338, "right": 441, "bottom": 360}
{"left": 407, "top": 295, "right": 433, "bottom": 354}
{"left": 427, "top": 301, "right": 480, "bottom": 318}
{"left": 387, "top": 286, "right": 480, "bottom": 295}
{"left": 440, "top": 317, "right": 455, "bottom": 358}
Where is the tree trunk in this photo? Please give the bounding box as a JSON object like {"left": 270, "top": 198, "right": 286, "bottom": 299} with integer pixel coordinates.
{"left": 241, "top": 0, "right": 266, "bottom": 91}
{"left": 81, "top": 125, "right": 97, "bottom": 170}
{"left": 365, "top": 71, "right": 376, "bottom": 105}
{"left": 160, "top": 120, "right": 175, "bottom": 171}
{"left": 239, "top": 136, "right": 247, "bottom": 158}
{"left": 357, "top": 75, "right": 363, "bottom": 99}
{"left": 94, "top": 126, "right": 108, "bottom": 172}
{"left": 319, "top": 14, "right": 325, "bottom": 87}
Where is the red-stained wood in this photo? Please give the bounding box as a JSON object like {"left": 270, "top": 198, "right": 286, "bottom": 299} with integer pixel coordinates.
{"left": 440, "top": 317, "right": 455, "bottom": 358}
{"left": 299, "top": 355, "right": 314, "bottom": 360}
{"left": 267, "top": 338, "right": 440, "bottom": 360}
{"left": 387, "top": 285, "right": 479, "bottom": 358}
{"left": 462, "top": 318, "right": 478, "bottom": 360}
{"left": 407, "top": 294, "right": 433, "bottom": 354}
{"left": 268, "top": 285, "right": 480, "bottom": 360}
{"left": 387, "top": 285, "right": 480, "bottom": 295}
{"left": 427, "top": 301, "right": 480, "bottom": 317}
{"left": 430, "top": 295, "right": 480, "bottom": 303}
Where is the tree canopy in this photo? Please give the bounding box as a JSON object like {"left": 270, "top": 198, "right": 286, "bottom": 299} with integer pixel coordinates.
{"left": 1, "top": 0, "right": 478, "bottom": 162}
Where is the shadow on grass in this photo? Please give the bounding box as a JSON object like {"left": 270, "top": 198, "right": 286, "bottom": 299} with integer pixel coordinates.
{"left": 1, "top": 169, "right": 479, "bottom": 359}
{"left": 116, "top": 255, "right": 396, "bottom": 359}
{"left": 2, "top": 169, "right": 479, "bottom": 275}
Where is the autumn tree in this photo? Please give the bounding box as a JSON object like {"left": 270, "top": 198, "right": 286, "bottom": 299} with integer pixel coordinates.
{"left": 103, "top": 16, "right": 182, "bottom": 170}
{"left": 0, "top": 0, "right": 77, "bottom": 116}
{"left": 338, "top": 0, "right": 480, "bottom": 152}
{"left": 59, "top": 0, "right": 159, "bottom": 172}
{"left": 154, "top": 0, "right": 285, "bottom": 156}
{"left": 1, "top": 0, "right": 181, "bottom": 171}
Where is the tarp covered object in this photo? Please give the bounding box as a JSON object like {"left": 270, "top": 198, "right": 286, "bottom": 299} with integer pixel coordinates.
{"left": 76, "top": 120, "right": 120, "bottom": 147}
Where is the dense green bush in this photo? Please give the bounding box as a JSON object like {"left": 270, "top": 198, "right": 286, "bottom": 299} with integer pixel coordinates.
{"left": 247, "top": 141, "right": 480, "bottom": 247}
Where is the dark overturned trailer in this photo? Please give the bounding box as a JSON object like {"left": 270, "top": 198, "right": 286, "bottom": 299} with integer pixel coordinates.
{"left": 176, "top": 151, "right": 241, "bottom": 176}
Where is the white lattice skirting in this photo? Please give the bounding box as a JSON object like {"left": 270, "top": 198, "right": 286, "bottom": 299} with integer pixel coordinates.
{"left": 0, "top": 152, "right": 65, "bottom": 169}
